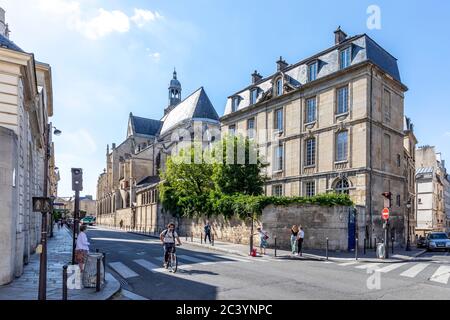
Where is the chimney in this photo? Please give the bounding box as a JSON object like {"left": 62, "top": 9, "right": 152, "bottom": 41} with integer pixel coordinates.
{"left": 334, "top": 26, "right": 347, "bottom": 45}
{"left": 112, "top": 143, "right": 116, "bottom": 150}
{"left": 0, "top": 8, "right": 10, "bottom": 39}
{"left": 276, "top": 56, "right": 288, "bottom": 71}
{"left": 251, "top": 70, "right": 262, "bottom": 84}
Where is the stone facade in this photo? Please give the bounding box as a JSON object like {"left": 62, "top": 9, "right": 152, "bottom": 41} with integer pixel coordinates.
{"left": 96, "top": 72, "right": 220, "bottom": 228}
{"left": 0, "top": 9, "right": 56, "bottom": 285}
{"left": 415, "top": 146, "right": 447, "bottom": 235}
{"left": 220, "top": 28, "right": 415, "bottom": 247}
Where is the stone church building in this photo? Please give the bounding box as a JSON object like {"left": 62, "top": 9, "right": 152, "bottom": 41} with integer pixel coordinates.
{"left": 96, "top": 71, "right": 220, "bottom": 229}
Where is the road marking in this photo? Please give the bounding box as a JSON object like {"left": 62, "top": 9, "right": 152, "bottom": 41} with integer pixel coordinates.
{"left": 376, "top": 263, "right": 408, "bottom": 273}
{"left": 134, "top": 259, "right": 160, "bottom": 273}
{"left": 400, "top": 263, "right": 430, "bottom": 278}
{"left": 215, "top": 255, "right": 252, "bottom": 263}
{"left": 338, "top": 261, "right": 358, "bottom": 266}
{"left": 109, "top": 262, "right": 139, "bottom": 279}
{"left": 178, "top": 255, "right": 205, "bottom": 263}
{"left": 323, "top": 261, "right": 334, "bottom": 264}
{"left": 199, "top": 262, "right": 217, "bottom": 266}
{"left": 355, "top": 263, "right": 380, "bottom": 270}
{"left": 121, "top": 289, "right": 148, "bottom": 300}
{"left": 430, "top": 266, "right": 450, "bottom": 284}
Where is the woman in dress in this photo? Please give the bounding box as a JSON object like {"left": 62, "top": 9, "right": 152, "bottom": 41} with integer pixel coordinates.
{"left": 291, "top": 225, "right": 299, "bottom": 256}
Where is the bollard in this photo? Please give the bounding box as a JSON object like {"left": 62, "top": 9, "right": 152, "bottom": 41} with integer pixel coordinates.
{"left": 201, "top": 233, "right": 203, "bottom": 244}
{"left": 355, "top": 238, "right": 358, "bottom": 260}
{"left": 363, "top": 238, "right": 366, "bottom": 255}
{"left": 274, "top": 236, "right": 277, "bottom": 257}
{"left": 185, "top": 234, "right": 188, "bottom": 241}
{"left": 62, "top": 265, "right": 68, "bottom": 301}
{"left": 326, "top": 238, "right": 329, "bottom": 261}
{"left": 374, "top": 237, "right": 377, "bottom": 252}
{"left": 191, "top": 233, "right": 193, "bottom": 242}
{"left": 96, "top": 257, "right": 101, "bottom": 292}
{"left": 212, "top": 233, "right": 215, "bottom": 246}
{"left": 96, "top": 248, "right": 99, "bottom": 253}
{"left": 102, "top": 252, "right": 106, "bottom": 282}
{"left": 391, "top": 237, "right": 394, "bottom": 255}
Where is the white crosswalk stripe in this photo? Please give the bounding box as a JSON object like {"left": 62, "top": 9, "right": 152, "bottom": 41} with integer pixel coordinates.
{"left": 339, "top": 261, "right": 358, "bottom": 266}
{"left": 355, "top": 263, "right": 381, "bottom": 270}
{"left": 215, "top": 255, "right": 252, "bottom": 263}
{"left": 109, "top": 262, "right": 139, "bottom": 279}
{"left": 400, "top": 263, "right": 430, "bottom": 278}
{"left": 134, "top": 259, "right": 160, "bottom": 273}
{"left": 430, "top": 266, "right": 450, "bottom": 284}
{"left": 375, "top": 263, "right": 408, "bottom": 273}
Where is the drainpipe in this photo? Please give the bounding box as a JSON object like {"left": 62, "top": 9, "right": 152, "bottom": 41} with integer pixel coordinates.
{"left": 368, "top": 66, "right": 374, "bottom": 245}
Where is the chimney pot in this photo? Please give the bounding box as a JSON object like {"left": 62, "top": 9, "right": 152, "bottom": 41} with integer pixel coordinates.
{"left": 334, "top": 26, "right": 347, "bottom": 45}
{"left": 251, "top": 70, "right": 262, "bottom": 84}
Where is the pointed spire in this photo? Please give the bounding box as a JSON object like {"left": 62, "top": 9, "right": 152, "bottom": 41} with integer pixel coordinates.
{"left": 173, "top": 67, "right": 177, "bottom": 80}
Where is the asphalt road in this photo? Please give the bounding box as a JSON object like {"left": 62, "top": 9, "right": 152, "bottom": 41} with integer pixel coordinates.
{"left": 87, "top": 226, "right": 450, "bottom": 300}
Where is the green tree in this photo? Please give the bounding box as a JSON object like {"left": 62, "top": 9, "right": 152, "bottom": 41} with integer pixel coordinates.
{"left": 211, "top": 135, "right": 268, "bottom": 196}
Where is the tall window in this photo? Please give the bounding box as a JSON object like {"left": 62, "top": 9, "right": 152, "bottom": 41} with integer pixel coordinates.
{"left": 247, "top": 118, "right": 255, "bottom": 139}
{"left": 397, "top": 154, "right": 401, "bottom": 167}
{"left": 273, "top": 185, "right": 283, "bottom": 197}
{"left": 305, "top": 181, "right": 316, "bottom": 197}
{"left": 306, "top": 97, "right": 317, "bottom": 123}
{"left": 396, "top": 194, "right": 401, "bottom": 207}
{"left": 250, "top": 88, "right": 258, "bottom": 105}
{"left": 336, "top": 131, "right": 348, "bottom": 162}
{"left": 383, "top": 89, "right": 391, "bottom": 123}
{"left": 308, "top": 61, "right": 318, "bottom": 82}
{"left": 305, "top": 138, "right": 316, "bottom": 166}
{"left": 276, "top": 78, "right": 283, "bottom": 96}
{"left": 383, "top": 133, "right": 391, "bottom": 161}
{"left": 275, "top": 144, "right": 284, "bottom": 171}
{"left": 229, "top": 124, "right": 236, "bottom": 136}
{"left": 337, "top": 86, "right": 349, "bottom": 114}
{"left": 274, "top": 108, "right": 283, "bottom": 132}
{"left": 232, "top": 97, "right": 239, "bottom": 112}
{"left": 340, "top": 47, "right": 352, "bottom": 70}
{"left": 335, "top": 178, "right": 350, "bottom": 194}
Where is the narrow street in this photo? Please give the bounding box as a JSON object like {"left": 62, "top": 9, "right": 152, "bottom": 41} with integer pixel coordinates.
{"left": 88, "top": 226, "right": 450, "bottom": 300}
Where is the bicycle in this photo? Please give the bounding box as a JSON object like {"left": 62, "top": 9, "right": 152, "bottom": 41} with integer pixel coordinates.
{"left": 165, "top": 244, "right": 180, "bottom": 273}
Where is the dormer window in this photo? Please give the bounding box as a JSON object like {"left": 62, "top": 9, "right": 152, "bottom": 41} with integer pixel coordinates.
{"left": 340, "top": 46, "right": 352, "bottom": 70}
{"left": 308, "top": 61, "right": 318, "bottom": 82}
{"left": 250, "top": 88, "right": 258, "bottom": 105}
{"left": 232, "top": 97, "right": 240, "bottom": 112}
{"left": 276, "top": 78, "right": 283, "bottom": 96}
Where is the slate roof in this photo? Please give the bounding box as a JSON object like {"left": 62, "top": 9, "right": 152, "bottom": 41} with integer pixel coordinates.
{"left": 0, "top": 33, "right": 24, "bottom": 53}
{"left": 223, "top": 33, "right": 404, "bottom": 117}
{"left": 130, "top": 114, "right": 162, "bottom": 137}
{"left": 160, "top": 87, "right": 220, "bottom": 135}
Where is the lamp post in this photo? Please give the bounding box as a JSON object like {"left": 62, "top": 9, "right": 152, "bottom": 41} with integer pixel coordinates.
{"left": 406, "top": 200, "right": 412, "bottom": 251}
{"left": 38, "top": 124, "right": 61, "bottom": 300}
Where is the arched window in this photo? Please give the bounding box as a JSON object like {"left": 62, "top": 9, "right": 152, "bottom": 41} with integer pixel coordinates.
{"left": 335, "top": 178, "right": 350, "bottom": 194}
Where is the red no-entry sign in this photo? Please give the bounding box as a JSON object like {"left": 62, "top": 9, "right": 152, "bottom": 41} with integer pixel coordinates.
{"left": 382, "top": 208, "right": 390, "bottom": 220}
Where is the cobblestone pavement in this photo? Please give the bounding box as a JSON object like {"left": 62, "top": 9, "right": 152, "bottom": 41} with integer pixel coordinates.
{"left": 0, "top": 226, "right": 120, "bottom": 300}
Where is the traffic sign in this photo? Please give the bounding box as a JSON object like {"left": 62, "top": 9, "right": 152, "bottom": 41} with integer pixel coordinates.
{"left": 382, "top": 207, "right": 390, "bottom": 220}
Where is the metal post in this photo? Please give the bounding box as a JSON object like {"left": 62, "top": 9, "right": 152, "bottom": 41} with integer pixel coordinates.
{"left": 102, "top": 252, "right": 106, "bottom": 282}
{"left": 201, "top": 233, "right": 203, "bottom": 244}
{"left": 391, "top": 235, "right": 394, "bottom": 255}
{"left": 191, "top": 233, "right": 193, "bottom": 242}
{"left": 374, "top": 237, "right": 377, "bottom": 252}
{"left": 326, "top": 237, "right": 329, "bottom": 261}
{"left": 406, "top": 205, "right": 411, "bottom": 251}
{"left": 212, "top": 233, "right": 215, "bottom": 246}
{"left": 96, "top": 257, "right": 101, "bottom": 292}
{"left": 62, "top": 265, "right": 68, "bottom": 301}
{"left": 249, "top": 217, "right": 254, "bottom": 256}
{"left": 72, "top": 189, "right": 80, "bottom": 265}
{"left": 384, "top": 221, "right": 389, "bottom": 259}
{"left": 274, "top": 236, "right": 277, "bottom": 257}
{"left": 355, "top": 238, "right": 358, "bottom": 260}
{"left": 363, "top": 238, "right": 366, "bottom": 255}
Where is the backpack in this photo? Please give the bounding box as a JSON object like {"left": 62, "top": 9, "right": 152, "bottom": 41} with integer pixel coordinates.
{"left": 204, "top": 225, "right": 211, "bottom": 233}
{"left": 163, "top": 229, "right": 176, "bottom": 239}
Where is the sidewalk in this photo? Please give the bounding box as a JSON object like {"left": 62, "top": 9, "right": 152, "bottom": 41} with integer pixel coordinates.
{"left": 123, "top": 227, "right": 427, "bottom": 263}
{"left": 0, "top": 226, "right": 120, "bottom": 300}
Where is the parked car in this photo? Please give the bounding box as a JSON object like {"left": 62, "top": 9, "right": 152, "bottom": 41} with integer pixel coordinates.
{"left": 425, "top": 232, "right": 450, "bottom": 251}
{"left": 81, "top": 216, "right": 96, "bottom": 226}
{"left": 417, "top": 236, "right": 427, "bottom": 248}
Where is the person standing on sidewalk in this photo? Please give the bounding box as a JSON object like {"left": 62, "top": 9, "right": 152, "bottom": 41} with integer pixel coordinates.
{"left": 75, "top": 225, "right": 90, "bottom": 272}
{"left": 297, "top": 226, "right": 305, "bottom": 256}
{"left": 257, "top": 227, "right": 269, "bottom": 255}
{"left": 204, "top": 221, "right": 212, "bottom": 244}
{"left": 290, "top": 225, "right": 299, "bottom": 256}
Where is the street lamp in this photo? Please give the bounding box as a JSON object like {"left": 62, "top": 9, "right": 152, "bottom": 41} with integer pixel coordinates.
{"left": 406, "top": 200, "right": 412, "bottom": 251}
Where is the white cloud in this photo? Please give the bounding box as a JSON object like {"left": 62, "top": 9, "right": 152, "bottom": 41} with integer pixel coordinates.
{"left": 445, "top": 132, "right": 450, "bottom": 138}
{"left": 34, "top": 1, "right": 162, "bottom": 40}
{"left": 149, "top": 52, "right": 161, "bottom": 61}
{"left": 131, "top": 9, "right": 163, "bottom": 27}
{"left": 73, "top": 9, "right": 130, "bottom": 40}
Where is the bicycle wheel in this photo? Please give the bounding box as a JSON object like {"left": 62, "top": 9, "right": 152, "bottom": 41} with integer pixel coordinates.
{"left": 170, "top": 253, "right": 178, "bottom": 273}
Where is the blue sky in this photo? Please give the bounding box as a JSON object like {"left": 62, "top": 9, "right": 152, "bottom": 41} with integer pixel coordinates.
{"left": 1, "top": 0, "right": 449, "bottom": 197}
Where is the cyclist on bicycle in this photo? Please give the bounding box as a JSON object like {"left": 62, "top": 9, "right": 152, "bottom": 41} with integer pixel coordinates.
{"left": 160, "top": 222, "right": 182, "bottom": 268}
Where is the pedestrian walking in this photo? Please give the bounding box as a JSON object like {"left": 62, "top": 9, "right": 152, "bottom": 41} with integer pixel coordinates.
{"left": 290, "top": 225, "right": 299, "bottom": 256}
{"left": 204, "top": 221, "right": 212, "bottom": 244}
{"left": 119, "top": 219, "right": 124, "bottom": 229}
{"left": 75, "top": 225, "right": 90, "bottom": 272}
{"left": 256, "top": 227, "right": 269, "bottom": 255}
{"left": 297, "top": 226, "right": 305, "bottom": 256}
